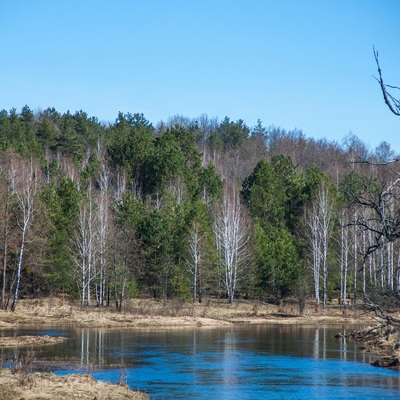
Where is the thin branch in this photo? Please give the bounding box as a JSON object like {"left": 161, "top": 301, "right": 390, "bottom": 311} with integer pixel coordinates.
{"left": 352, "top": 156, "right": 400, "bottom": 166}
{"left": 373, "top": 46, "right": 400, "bottom": 117}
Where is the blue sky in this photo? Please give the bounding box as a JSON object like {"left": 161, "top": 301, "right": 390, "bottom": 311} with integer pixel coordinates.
{"left": 1, "top": 1, "right": 400, "bottom": 152}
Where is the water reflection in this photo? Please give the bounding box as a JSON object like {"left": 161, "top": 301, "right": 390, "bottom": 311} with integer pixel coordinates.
{"left": 1, "top": 325, "right": 400, "bottom": 399}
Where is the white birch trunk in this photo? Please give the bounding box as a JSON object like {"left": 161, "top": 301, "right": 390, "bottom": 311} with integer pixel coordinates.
{"left": 187, "top": 224, "right": 201, "bottom": 302}
{"left": 339, "top": 211, "right": 350, "bottom": 308}
{"left": 353, "top": 222, "right": 358, "bottom": 306}
{"left": 317, "top": 187, "right": 332, "bottom": 308}
{"left": 213, "top": 185, "right": 249, "bottom": 304}
{"left": 96, "top": 166, "right": 110, "bottom": 306}
{"left": 306, "top": 184, "right": 333, "bottom": 308}
{"left": 307, "top": 204, "right": 321, "bottom": 306}
{"left": 9, "top": 158, "right": 37, "bottom": 312}
{"left": 73, "top": 183, "right": 98, "bottom": 306}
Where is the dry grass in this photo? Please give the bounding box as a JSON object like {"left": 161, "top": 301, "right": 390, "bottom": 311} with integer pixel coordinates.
{"left": 0, "top": 297, "right": 377, "bottom": 329}
{"left": 0, "top": 368, "right": 148, "bottom": 400}
{"left": 0, "top": 335, "right": 68, "bottom": 347}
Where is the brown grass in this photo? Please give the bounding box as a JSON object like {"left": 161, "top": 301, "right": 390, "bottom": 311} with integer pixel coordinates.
{"left": 0, "top": 335, "right": 68, "bottom": 347}
{"left": 0, "top": 368, "right": 148, "bottom": 400}
{"left": 0, "top": 297, "right": 377, "bottom": 329}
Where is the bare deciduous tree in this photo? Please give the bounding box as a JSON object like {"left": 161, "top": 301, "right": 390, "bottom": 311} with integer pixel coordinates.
{"left": 72, "top": 183, "right": 98, "bottom": 306}
{"left": 187, "top": 223, "right": 202, "bottom": 303}
{"left": 306, "top": 183, "right": 334, "bottom": 308}
{"left": 7, "top": 156, "right": 39, "bottom": 311}
{"left": 0, "top": 174, "right": 13, "bottom": 309}
{"left": 95, "top": 159, "right": 111, "bottom": 306}
{"left": 338, "top": 209, "right": 351, "bottom": 308}
{"left": 213, "top": 184, "right": 250, "bottom": 304}
{"left": 307, "top": 203, "right": 321, "bottom": 306}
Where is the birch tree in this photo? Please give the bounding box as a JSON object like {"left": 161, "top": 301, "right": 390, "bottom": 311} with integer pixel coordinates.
{"left": 306, "top": 183, "right": 334, "bottom": 308}
{"left": 187, "top": 222, "right": 202, "bottom": 303}
{"left": 338, "top": 209, "right": 351, "bottom": 308}
{"left": 307, "top": 203, "right": 321, "bottom": 306}
{"left": 352, "top": 212, "right": 360, "bottom": 305}
{"left": 213, "top": 184, "right": 250, "bottom": 303}
{"left": 318, "top": 185, "right": 334, "bottom": 307}
{"left": 0, "top": 174, "right": 13, "bottom": 309}
{"left": 72, "top": 183, "right": 98, "bottom": 306}
{"left": 186, "top": 215, "right": 216, "bottom": 303}
{"left": 95, "top": 162, "right": 110, "bottom": 306}
{"left": 7, "top": 155, "right": 38, "bottom": 311}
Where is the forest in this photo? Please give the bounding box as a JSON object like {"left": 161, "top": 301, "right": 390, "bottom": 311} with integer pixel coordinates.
{"left": 0, "top": 105, "right": 399, "bottom": 312}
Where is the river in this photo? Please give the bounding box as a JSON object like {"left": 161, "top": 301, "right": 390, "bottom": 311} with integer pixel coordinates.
{"left": 1, "top": 324, "right": 400, "bottom": 399}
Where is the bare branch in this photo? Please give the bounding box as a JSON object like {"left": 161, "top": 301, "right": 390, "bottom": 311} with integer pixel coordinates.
{"left": 364, "top": 293, "right": 400, "bottom": 326}
{"left": 352, "top": 155, "right": 400, "bottom": 166}
{"left": 373, "top": 46, "right": 400, "bottom": 117}
{"left": 350, "top": 150, "right": 400, "bottom": 166}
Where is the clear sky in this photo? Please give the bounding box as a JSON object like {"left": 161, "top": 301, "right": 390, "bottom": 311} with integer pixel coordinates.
{"left": 1, "top": 0, "right": 400, "bottom": 152}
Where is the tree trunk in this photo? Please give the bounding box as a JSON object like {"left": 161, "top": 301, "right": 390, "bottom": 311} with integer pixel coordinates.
{"left": 11, "top": 230, "right": 26, "bottom": 312}
{"left": 213, "top": 185, "right": 249, "bottom": 305}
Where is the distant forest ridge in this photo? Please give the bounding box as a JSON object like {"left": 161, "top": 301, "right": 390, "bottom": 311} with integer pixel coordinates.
{"left": 0, "top": 105, "right": 399, "bottom": 313}
{"left": 0, "top": 105, "right": 396, "bottom": 165}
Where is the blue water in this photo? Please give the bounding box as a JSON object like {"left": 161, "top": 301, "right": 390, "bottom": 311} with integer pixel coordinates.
{"left": 2, "top": 325, "right": 400, "bottom": 399}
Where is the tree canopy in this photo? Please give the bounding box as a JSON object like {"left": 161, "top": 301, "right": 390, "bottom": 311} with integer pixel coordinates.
{"left": 0, "top": 105, "right": 398, "bottom": 311}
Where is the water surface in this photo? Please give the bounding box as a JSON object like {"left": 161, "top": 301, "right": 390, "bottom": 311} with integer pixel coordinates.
{"left": 1, "top": 325, "right": 399, "bottom": 399}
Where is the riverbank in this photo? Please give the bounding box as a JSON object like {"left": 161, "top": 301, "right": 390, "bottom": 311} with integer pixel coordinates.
{"left": 0, "top": 368, "right": 148, "bottom": 400}
{"left": 347, "top": 323, "right": 400, "bottom": 371}
{"left": 0, "top": 297, "right": 374, "bottom": 329}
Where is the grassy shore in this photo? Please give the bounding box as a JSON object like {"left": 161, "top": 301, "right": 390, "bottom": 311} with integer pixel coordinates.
{"left": 0, "top": 297, "right": 375, "bottom": 329}
{"left": 0, "top": 368, "right": 148, "bottom": 400}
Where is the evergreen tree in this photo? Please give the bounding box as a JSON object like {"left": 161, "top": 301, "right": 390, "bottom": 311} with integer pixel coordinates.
{"left": 242, "top": 155, "right": 305, "bottom": 299}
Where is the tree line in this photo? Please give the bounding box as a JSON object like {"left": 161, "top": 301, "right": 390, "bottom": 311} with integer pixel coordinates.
{"left": 0, "top": 106, "right": 398, "bottom": 311}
